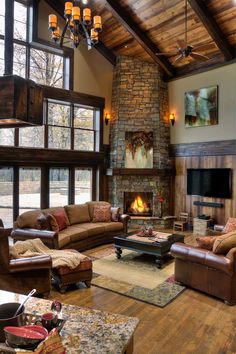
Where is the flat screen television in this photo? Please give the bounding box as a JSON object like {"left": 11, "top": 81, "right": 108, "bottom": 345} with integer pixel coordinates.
{"left": 187, "top": 168, "right": 232, "bottom": 199}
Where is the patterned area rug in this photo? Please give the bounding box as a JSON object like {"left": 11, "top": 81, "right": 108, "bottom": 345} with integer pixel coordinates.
{"left": 90, "top": 246, "right": 186, "bottom": 307}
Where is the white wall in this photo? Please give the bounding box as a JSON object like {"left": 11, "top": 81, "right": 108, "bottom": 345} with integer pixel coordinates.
{"left": 168, "top": 62, "right": 236, "bottom": 144}
{"left": 38, "top": 1, "right": 114, "bottom": 144}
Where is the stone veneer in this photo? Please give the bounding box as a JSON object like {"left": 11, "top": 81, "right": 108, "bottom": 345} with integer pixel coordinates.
{"left": 109, "top": 56, "right": 173, "bottom": 217}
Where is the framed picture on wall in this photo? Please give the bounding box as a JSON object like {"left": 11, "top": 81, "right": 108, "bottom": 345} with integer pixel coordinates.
{"left": 185, "top": 85, "right": 218, "bottom": 127}
{"left": 125, "top": 131, "right": 153, "bottom": 168}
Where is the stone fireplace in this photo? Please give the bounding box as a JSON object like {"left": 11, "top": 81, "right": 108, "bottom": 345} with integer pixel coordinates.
{"left": 108, "top": 56, "right": 174, "bottom": 219}
{"left": 124, "top": 192, "right": 153, "bottom": 216}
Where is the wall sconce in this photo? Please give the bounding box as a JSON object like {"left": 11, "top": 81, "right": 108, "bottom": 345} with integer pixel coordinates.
{"left": 105, "top": 113, "right": 110, "bottom": 125}
{"left": 169, "top": 113, "right": 175, "bottom": 126}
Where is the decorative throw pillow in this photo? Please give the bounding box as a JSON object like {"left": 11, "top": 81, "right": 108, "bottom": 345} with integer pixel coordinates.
{"left": 47, "top": 213, "right": 59, "bottom": 233}
{"left": 92, "top": 205, "right": 111, "bottom": 222}
{"left": 51, "top": 210, "right": 68, "bottom": 231}
{"left": 111, "top": 207, "right": 120, "bottom": 222}
{"left": 36, "top": 213, "right": 51, "bottom": 231}
{"left": 213, "top": 231, "right": 236, "bottom": 254}
{"left": 223, "top": 218, "right": 236, "bottom": 233}
{"left": 196, "top": 236, "right": 218, "bottom": 251}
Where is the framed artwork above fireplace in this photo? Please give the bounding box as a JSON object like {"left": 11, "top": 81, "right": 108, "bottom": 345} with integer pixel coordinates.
{"left": 125, "top": 131, "right": 153, "bottom": 168}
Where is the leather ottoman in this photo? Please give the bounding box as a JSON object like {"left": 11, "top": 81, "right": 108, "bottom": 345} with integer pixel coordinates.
{"left": 52, "top": 251, "right": 93, "bottom": 293}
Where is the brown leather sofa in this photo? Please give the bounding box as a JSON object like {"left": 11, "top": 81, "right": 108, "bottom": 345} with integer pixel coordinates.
{"left": 0, "top": 222, "right": 52, "bottom": 297}
{"left": 171, "top": 242, "right": 236, "bottom": 305}
{"left": 11, "top": 201, "right": 130, "bottom": 251}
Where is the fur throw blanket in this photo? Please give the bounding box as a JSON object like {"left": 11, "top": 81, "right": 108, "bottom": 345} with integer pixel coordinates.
{"left": 12, "top": 238, "right": 87, "bottom": 269}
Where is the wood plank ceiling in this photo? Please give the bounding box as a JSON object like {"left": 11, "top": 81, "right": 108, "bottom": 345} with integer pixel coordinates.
{"left": 46, "top": 0, "right": 236, "bottom": 79}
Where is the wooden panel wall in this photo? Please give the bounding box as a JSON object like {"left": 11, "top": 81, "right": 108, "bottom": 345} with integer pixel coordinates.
{"left": 172, "top": 141, "right": 236, "bottom": 225}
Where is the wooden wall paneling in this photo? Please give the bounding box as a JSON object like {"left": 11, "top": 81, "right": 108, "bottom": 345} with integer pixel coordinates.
{"left": 174, "top": 155, "right": 236, "bottom": 225}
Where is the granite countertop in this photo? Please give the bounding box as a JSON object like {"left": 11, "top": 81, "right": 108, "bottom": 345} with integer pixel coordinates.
{"left": 0, "top": 291, "right": 139, "bottom": 354}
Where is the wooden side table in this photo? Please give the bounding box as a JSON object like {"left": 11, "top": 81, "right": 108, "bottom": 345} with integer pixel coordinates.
{"left": 193, "top": 218, "right": 213, "bottom": 235}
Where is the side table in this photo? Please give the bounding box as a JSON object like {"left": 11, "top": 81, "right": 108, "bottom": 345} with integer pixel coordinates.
{"left": 193, "top": 218, "right": 213, "bottom": 235}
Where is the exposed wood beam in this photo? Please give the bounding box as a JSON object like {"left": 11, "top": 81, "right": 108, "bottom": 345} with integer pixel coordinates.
{"left": 45, "top": 0, "right": 117, "bottom": 65}
{"left": 105, "top": 0, "right": 174, "bottom": 77}
{"left": 188, "top": 0, "right": 234, "bottom": 61}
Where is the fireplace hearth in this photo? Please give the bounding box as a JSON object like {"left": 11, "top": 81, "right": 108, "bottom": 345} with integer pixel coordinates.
{"left": 124, "top": 192, "right": 153, "bottom": 216}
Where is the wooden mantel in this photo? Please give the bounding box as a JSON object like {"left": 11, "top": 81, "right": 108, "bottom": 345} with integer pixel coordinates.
{"left": 106, "top": 168, "right": 175, "bottom": 176}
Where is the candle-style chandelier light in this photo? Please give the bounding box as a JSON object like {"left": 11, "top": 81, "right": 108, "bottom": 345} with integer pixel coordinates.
{"left": 48, "top": 1, "right": 102, "bottom": 49}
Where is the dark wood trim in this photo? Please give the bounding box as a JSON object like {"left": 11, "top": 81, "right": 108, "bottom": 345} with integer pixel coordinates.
{"left": 42, "top": 86, "right": 105, "bottom": 109}
{"left": 0, "top": 146, "right": 105, "bottom": 165}
{"left": 188, "top": 0, "right": 234, "bottom": 61}
{"left": 68, "top": 167, "right": 74, "bottom": 205}
{"left": 108, "top": 168, "right": 175, "bottom": 176}
{"left": 41, "top": 167, "right": 49, "bottom": 209}
{"left": 170, "top": 140, "right": 236, "bottom": 157}
{"left": 4, "top": 0, "right": 14, "bottom": 75}
{"left": 105, "top": 0, "right": 174, "bottom": 77}
{"left": 13, "top": 166, "right": 19, "bottom": 222}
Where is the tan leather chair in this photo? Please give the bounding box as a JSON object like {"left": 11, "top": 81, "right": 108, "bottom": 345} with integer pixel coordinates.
{"left": 171, "top": 242, "right": 236, "bottom": 305}
{"left": 0, "top": 220, "right": 52, "bottom": 297}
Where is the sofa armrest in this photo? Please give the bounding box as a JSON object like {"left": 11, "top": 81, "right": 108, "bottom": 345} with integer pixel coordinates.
{"left": 11, "top": 228, "right": 59, "bottom": 249}
{"left": 9, "top": 255, "right": 52, "bottom": 272}
{"left": 171, "top": 242, "right": 232, "bottom": 275}
{"left": 118, "top": 214, "right": 131, "bottom": 235}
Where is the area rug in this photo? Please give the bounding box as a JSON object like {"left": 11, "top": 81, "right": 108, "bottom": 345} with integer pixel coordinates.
{"left": 91, "top": 247, "right": 186, "bottom": 307}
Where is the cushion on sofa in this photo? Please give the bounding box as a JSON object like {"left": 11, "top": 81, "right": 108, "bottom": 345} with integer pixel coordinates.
{"left": 223, "top": 218, "right": 236, "bottom": 233}
{"left": 36, "top": 213, "right": 51, "bottom": 231}
{"left": 64, "top": 225, "right": 89, "bottom": 243}
{"left": 64, "top": 204, "right": 90, "bottom": 225}
{"left": 79, "top": 223, "right": 106, "bottom": 237}
{"left": 111, "top": 207, "right": 120, "bottom": 222}
{"left": 47, "top": 213, "right": 59, "bottom": 233}
{"left": 86, "top": 201, "right": 110, "bottom": 220}
{"left": 196, "top": 236, "right": 218, "bottom": 251}
{"left": 213, "top": 231, "right": 236, "bottom": 254}
{"left": 43, "top": 207, "right": 70, "bottom": 226}
{"left": 17, "top": 210, "right": 42, "bottom": 228}
{"left": 92, "top": 205, "right": 111, "bottom": 222}
{"left": 51, "top": 210, "right": 68, "bottom": 231}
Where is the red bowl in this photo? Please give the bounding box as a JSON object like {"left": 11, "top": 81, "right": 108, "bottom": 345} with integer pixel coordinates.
{"left": 4, "top": 326, "right": 46, "bottom": 349}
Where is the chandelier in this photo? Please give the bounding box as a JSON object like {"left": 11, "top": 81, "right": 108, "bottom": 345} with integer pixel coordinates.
{"left": 48, "top": 1, "right": 102, "bottom": 49}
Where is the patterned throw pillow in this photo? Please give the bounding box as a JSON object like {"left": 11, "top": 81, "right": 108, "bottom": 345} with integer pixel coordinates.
{"left": 92, "top": 205, "right": 111, "bottom": 222}
{"left": 196, "top": 236, "right": 218, "bottom": 251}
{"left": 223, "top": 218, "right": 236, "bottom": 233}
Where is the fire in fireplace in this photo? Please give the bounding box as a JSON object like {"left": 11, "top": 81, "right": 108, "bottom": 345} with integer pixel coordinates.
{"left": 124, "top": 192, "right": 153, "bottom": 216}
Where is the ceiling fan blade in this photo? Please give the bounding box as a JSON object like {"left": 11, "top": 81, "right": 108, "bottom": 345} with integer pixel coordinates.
{"left": 156, "top": 52, "right": 178, "bottom": 56}
{"left": 190, "top": 52, "right": 209, "bottom": 61}
{"left": 172, "top": 54, "right": 183, "bottom": 65}
{"left": 176, "top": 39, "right": 187, "bottom": 49}
{"left": 193, "top": 43, "right": 216, "bottom": 51}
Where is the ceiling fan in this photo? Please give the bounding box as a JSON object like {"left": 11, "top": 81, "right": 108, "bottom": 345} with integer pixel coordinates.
{"left": 156, "top": 0, "right": 216, "bottom": 64}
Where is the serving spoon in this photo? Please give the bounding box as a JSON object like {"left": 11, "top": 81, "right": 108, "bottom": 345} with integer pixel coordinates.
{"left": 14, "top": 289, "right": 36, "bottom": 317}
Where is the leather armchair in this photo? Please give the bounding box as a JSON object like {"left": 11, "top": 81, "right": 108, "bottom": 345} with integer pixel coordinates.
{"left": 0, "top": 221, "right": 52, "bottom": 297}
{"left": 171, "top": 242, "right": 236, "bottom": 305}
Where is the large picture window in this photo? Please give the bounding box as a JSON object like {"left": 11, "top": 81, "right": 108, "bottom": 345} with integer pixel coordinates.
{"left": 19, "top": 168, "right": 41, "bottom": 215}
{"left": 0, "top": 167, "right": 13, "bottom": 228}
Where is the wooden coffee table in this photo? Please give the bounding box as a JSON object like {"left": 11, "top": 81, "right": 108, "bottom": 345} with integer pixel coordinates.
{"left": 114, "top": 233, "right": 184, "bottom": 268}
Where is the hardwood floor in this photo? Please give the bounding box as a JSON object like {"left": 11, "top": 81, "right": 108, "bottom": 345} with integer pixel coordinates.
{"left": 50, "top": 231, "right": 236, "bottom": 354}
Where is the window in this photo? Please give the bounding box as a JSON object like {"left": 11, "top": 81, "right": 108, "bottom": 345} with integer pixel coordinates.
{"left": 48, "top": 102, "right": 71, "bottom": 150}
{"left": 1, "top": 1, "right": 69, "bottom": 88}
{"left": 75, "top": 168, "right": 92, "bottom": 203}
{"left": 49, "top": 168, "right": 69, "bottom": 207}
{"left": 0, "top": 167, "right": 13, "bottom": 228}
{"left": 19, "top": 168, "right": 41, "bottom": 215}
{"left": 74, "top": 107, "right": 95, "bottom": 151}
{"left": 19, "top": 126, "right": 44, "bottom": 148}
{"left": 0, "top": 1, "right": 5, "bottom": 36}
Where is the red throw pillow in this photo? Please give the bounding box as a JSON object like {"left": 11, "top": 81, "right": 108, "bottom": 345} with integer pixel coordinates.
{"left": 196, "top": 236, "right": 218, "bottom": 251}
{"left": 51, "top": 211, "right": 68, "bottom": 231}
